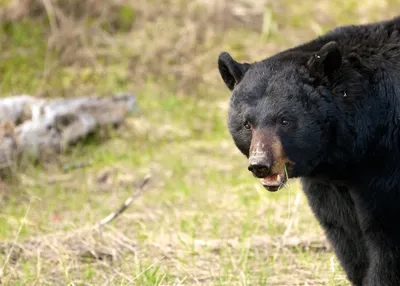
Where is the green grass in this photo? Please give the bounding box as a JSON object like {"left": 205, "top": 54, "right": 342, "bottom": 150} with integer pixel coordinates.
{"left": 0, "top": 0, "right": 399, "bottom": 285}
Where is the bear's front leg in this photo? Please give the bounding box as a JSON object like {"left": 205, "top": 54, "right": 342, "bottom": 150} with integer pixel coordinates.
{"left": 350, "top": 187, "right": 400, "bottom": 286}
{"left": 302, "top": 179, "right": 369, "bottom": 286}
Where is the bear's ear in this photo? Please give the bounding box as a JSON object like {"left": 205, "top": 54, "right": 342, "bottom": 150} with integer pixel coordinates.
{"left": 218, "top": 52, "right": 250, "bottom": 91}
{"left": 307, "top": 41, "right": 342, "bottom": 80}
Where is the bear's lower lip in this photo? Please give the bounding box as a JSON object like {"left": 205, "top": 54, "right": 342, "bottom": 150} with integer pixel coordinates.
{"left": 263, "top": 185, "right": 280, "bottom": 192}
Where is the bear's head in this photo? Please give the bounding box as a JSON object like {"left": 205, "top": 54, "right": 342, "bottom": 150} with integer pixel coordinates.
{"left": 218, "top": 41, "right": 368, "bottom": 191}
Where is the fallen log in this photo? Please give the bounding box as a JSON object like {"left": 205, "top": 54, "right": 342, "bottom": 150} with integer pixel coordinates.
{"left": 0, "top": 93, "right": 136, "bottom": 175}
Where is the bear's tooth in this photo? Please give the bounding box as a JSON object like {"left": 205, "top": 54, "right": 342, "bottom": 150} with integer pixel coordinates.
{"left": 277, "top": 174, "right": 281, "bottom": 181}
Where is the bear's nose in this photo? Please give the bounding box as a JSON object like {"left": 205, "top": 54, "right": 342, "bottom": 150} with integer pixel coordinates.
{"left": 248, "top": 159, "right": 271, "bottom": 178}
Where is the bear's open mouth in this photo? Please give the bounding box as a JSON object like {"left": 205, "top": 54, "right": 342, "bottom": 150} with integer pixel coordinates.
{"left": 260, "top": 170, "right": 287, "bottom": 192}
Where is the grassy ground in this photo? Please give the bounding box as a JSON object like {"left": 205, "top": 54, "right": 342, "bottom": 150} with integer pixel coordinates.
{"left": 0, "top": 0, "right": 399, "bottom": 285}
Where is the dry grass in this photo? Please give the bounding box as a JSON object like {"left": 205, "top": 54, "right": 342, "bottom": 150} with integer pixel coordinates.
{"left": 0, "top": 0, "right": 400, "bottom": 285}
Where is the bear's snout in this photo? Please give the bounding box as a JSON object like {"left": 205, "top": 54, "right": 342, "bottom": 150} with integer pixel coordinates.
{"left": 248, "top": 129, "right": 274, "bottom": 178}
{"left": 248, "top": 128, "right": 291, "bottom": 189}
{"left": 248, "top": 155, "right": 271, "bottom": 178}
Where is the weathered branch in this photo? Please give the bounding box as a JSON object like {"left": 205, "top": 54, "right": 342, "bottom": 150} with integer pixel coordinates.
{"left": 0, "top": 93, "right": 136, "bottom": 175}
{"left": 98, "top": 175, "right": 151, "bottom": 228}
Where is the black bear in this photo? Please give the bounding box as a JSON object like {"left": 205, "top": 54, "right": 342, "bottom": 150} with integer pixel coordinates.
{"left": 218, "top": 16, "right": 400, "bottom": 286}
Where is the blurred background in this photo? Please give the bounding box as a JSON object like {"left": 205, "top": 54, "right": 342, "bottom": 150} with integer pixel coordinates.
{"left": 0, "top": 0, "right": 399, "bottom": 285}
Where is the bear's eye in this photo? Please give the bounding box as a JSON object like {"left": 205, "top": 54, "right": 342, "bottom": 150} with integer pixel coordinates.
{"left": 243, "top": 121, "right": 252, "bottom": 130}
{"left": 279, "top": 118, "right": 290, "bottom": 126}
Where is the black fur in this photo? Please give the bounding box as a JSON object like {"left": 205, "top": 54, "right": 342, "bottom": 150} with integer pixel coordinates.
{"left": 218, "top": 16, "right": 400, "bottom": 285}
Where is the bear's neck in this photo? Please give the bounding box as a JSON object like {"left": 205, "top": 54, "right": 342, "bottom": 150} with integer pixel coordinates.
{"left": 286, "top": 16, "right": 400, "bottom": 68}
{"left": 307, "top": 153, "right": 399, "bottom": 189}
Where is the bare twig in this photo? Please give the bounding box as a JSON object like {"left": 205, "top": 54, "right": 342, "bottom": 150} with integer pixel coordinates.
{"left": 98, "top": 175, "right": 151, "bottom": 228}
